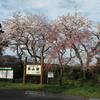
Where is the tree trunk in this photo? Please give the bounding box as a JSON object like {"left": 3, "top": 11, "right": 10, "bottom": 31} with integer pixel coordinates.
{"left": 59, "top": 78, "right": 62, "bottom": 85}
{"left": 59, "top": 67, "right": 63, "bottom": 85}
{"left": 72, "top": 44, "right": 83, "bottom": 67}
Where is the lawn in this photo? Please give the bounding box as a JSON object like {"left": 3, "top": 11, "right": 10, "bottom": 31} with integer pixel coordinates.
{"left": 0, "top": 80, "right": 100, "bottom": 98}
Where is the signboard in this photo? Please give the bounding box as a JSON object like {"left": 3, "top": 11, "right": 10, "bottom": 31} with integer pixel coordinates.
{"left": 0, "top": 67, "right": 13, "bottom": 79}
{"left": 23, "top": 57, "right": 44, "bottom": 84}
{"left": 0, "top": 70, "right": 13, "bottom": 79}
{"left": 48, "top": 72, "right": 54, "bottom": 78}
{"left": 26, "top": 65, "right": 41, "bottom": 75}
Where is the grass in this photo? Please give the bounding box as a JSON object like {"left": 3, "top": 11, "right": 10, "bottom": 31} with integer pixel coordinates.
{"left": 63, "top": 85, "right": 100, "bottom": 98}
{"left": 0, "top": 80, "right": 100, "bottom": 98}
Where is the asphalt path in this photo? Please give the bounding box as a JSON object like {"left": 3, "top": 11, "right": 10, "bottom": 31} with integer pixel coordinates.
{"left": 0, "top": 87, "right": 93, "bottom": 100}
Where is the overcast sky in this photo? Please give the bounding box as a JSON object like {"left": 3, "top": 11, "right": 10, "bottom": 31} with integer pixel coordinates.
{"left": 1, "top": 0, "right": 100, "bottom": 55}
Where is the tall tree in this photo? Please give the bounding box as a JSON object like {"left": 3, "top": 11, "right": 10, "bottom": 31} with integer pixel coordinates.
{"left": 45, "top": 10, "right": 93, "bottom": 85}
{"left": 1, "top": 13, "right": 52, "bottom": 63}
{"left": 50, "top": 11, "right": 93, "bottom": 66}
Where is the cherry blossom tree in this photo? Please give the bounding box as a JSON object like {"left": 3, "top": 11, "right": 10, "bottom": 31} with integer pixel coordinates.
{"left": 44, "top": 9, "right": 95, "bottom": 84}
{"left": 51, "top": 11, "right": 93, "bottom": 63}
{"left": 1, "top": 12, "right": 51, "bottom": 63}
{"left": 46, "top": 8, "right": 100, "bottom": 83}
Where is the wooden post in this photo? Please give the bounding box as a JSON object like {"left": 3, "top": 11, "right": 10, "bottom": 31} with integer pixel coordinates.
{"left": 40, "top": 56, "right": 44, "bottom": 85}
{"left": 23, "top": 57, "right": 27, "bottom": 83}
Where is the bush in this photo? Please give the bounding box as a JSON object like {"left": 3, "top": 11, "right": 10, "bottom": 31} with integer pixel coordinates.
{"left": 14, "top": 78, "right": 23, "bottom": 83}
{"left": 68, "top": 66, "right": 83, "bottom": 80}
{"left": 26, "top": 76, "right": 40, "bottom": 84}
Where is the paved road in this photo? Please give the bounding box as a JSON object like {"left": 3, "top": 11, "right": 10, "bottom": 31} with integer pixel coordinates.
{"left": 0, "top": 87, "right": 93, "bottom": 100}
